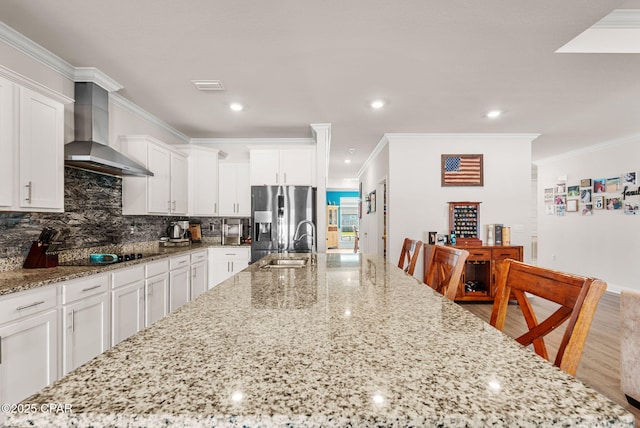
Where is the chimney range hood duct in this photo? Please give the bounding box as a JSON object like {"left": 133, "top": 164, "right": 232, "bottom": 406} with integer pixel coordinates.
{"left": 64, "top": 82, "right": 153, "bottom": 177}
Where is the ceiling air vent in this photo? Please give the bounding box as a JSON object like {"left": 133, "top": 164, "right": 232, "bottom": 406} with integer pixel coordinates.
{"left": 192, "top": 80, "right": 225, "bottom": 91}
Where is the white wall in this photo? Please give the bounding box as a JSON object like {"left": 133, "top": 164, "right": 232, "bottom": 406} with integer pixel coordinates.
{"left": 359, "top": 142, "right": 389, "bottom": 255}
{"left": 360, "top": 133, "right": 535, "bottom": 281}
{"left": 536, "top": 138, "right": 640, "bottom": 293}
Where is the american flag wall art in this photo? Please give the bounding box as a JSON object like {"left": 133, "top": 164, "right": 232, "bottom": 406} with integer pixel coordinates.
{"left": 441, "top": 154, "right": 483, "bottom": 186}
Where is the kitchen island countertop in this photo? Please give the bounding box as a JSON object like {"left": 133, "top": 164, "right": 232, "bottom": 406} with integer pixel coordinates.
{"left": 5, "top": 253, "right": 634, "bottom": 427}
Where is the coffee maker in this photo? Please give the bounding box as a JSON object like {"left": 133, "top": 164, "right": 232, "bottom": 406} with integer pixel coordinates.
{"left": 167, "top": 221, "right": 190, "bottom": 241}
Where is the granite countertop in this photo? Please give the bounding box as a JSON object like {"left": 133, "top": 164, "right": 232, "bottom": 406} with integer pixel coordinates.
{"left": 0, "top": 242, "right": 221, "bottom": 296}
{"left": 6, "top": 253, "right": 634, "bottom": 427}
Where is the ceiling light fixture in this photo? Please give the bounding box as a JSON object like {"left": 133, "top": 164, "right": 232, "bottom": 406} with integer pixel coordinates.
{"left": 230, "top": 103, "right": 244, "bottom": 112}
{"left": 486, "top": 110, "right": 502, "bottom": 119}
{"left": 347, "top": 147, "right": 356, "bottom": 154}
{"left": 344, "top": 159, "right": 351, "bottom": 164}
{"left": 370, "top": 100, "right": 385, "bottom": 109}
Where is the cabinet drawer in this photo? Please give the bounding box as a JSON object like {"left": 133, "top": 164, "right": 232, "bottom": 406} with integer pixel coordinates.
{"left": 491, "top": 248, "right": 521, "bottom": 260}
{"left": 61, "top": 274, "right": 109, "bottom": 304}
{"left": 170, "top": 254, "right": 190, "bottom": 270}
{"left": 465, "top": 248, "right": 491, "bottom": 261}
{"left": 112, "top": 265, "right": 145, "bottom": 289}
{"left": 0, "top": 285, "right": 57, "bottom": 325}
{"left": 190, "top": 250, "right": 207, "bottom": 264}
{"left": 146, "top": 259, "right": 169, "bottom": 278}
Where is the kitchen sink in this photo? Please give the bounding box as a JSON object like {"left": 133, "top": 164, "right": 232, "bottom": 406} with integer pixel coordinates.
{"left": 261, "top": 258, "right": 309, "bottom": 269}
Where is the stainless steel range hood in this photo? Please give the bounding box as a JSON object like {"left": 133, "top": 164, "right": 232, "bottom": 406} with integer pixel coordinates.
{"left": 64, "top": 82, "right": 153, "bottom": 177}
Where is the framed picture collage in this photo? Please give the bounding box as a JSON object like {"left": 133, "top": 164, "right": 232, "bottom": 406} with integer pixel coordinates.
{"left": 545, "top": 171, "right": 639, "bottom": 216}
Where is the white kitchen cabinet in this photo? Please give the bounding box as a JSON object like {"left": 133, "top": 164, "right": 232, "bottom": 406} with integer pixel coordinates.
{"left": 0, "top": 76, "right": 14, "bottom": 208}
{"left": 0, "top": 72, "right": 68, "bottom": 213}
{"left": 250, "top": 148, "right": 316, "bottom": 186}
{"left": 219, "top": 163, "right": 250, "bottom": 216}
{"left": 60, "top": 274, "right": 110, "bottom": 375}
{"left": 145, "top": 260, "right": 169, "bottom": 327}
{"left": 0, "top": 286, "right": 58, "bottom": 410}
{"left": 190, "top": 250, "right": 208, "bottom": 300}
{"left": 208, "top": 247, "right": 250, "bottom": 288}
{"left": 120, "top": 135, "right": 188, "bottom": 215}
{"left": 111, "top": 266, "right": 145, "bottom": 346}
{"left": 169, "top": 254, "right": 190, "bottom": 312}
{"left": 184, "top": 145, "right": 219, "bottom": 216}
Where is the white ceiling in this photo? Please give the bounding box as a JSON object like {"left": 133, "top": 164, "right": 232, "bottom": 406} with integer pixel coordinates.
{"left": 2, "top": 0, "right": 640, "bottom": 189}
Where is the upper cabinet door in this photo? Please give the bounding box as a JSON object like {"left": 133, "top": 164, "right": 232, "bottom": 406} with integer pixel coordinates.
{"left": 235, "top": 163, "right": 251, "bottom": 216}
{"left": 188, "top": 147, "right": 219, "bottom": 216}
{"left": 279, "top": 149, "right": 315, "bottom": 186}
{"left": 170, "top": 152, "right": 188, "bottom": 215}
{"left": 147, "top": 143, "right": 171, "bottom": 214}
{"left": 249, "top": 149, "right": 279, "bottom": 185}
{"left": 18, "top": 87, "right": 64, "bottom": 211}
{"left": 0, "top": 76, "right": 15, "bottom": 208}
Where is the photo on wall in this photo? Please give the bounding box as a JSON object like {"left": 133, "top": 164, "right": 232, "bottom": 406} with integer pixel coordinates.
{"left": 606, "top": 197, "right": 622, "bottom": 210}
{"left": 606, "top": 177, "right": 620, "bottom": 193}
{"left": 580, "top": 188, "right": 592, "bottom": 203}
{"left": 594, "top": 178, "right": 606, "bottom": 193}
{"left": 581, "top": 204, "right": 593, "bottom": 216}
{"left": 594, "top": 196, "right": 605, "bottom": 209}
{"left": 624, "top": 202, "right": 639, "bottom": 215}
{"left": 623, "top": 172, "right": 637, "bottom": 185}
{"left": 567, "top": 185, "right": 579, "bottom": 197}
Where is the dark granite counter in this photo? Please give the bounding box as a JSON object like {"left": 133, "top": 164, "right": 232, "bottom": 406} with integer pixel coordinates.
{"left": 5, "top": 253, "right": 634, "bottom": 427}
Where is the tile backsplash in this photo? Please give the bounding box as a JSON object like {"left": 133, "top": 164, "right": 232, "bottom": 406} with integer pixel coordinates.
{"left": 0, "top": 168, "right": 234, "bottom": 270}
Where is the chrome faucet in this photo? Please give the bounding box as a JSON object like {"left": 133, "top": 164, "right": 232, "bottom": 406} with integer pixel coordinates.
{"left": 293, "top": 220, "right": 316, "bottom": 252}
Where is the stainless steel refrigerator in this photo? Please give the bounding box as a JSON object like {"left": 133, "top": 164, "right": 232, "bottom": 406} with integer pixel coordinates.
{"left": 251, "top": 185, "right": 317, "bottom": 263}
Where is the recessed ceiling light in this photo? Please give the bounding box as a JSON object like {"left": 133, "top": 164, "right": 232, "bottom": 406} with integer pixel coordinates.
{"left": 370, "top": 100, "right": 385, "bottom": 109}
{"left": 344, "top": 159, "right": 351, "bottom": 164}
{"left": 486, "top": 110, "right": 502, "bottom": 118}
{"left": 192, "top": 80, "right": 225, "bottom": 91}
{"left": 230, "top": 103, "right": 244, "bottom": 112}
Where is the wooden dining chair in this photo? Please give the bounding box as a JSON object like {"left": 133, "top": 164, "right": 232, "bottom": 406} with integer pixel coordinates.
{"left": 423, "top": 245, "right": 469, "bottom": 300}
{"left": 398, "top": 238, "right": 423, "bottom": 276}
{"left": 489, "top": 259, "right": 607, "bottom": 376}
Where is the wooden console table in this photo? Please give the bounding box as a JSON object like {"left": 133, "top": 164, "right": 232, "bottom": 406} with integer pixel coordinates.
{"left": 450, "top": 245, "right": 523, "bottom": 302}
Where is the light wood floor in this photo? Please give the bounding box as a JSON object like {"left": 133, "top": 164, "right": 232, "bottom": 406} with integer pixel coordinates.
{"left": 461, "top": 292, "right": 640, "bottom": 424}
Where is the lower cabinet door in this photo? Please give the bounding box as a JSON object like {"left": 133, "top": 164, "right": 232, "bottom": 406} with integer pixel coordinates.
{"left": 62, "top": 293, "right": 110, "bottom": 375}
{"left": 190, "top": 261, "right": 207, "bottom": 300}
{"left": 0, "top": 309, "right": 58, "bottom": 407}
{"left": 145, "top": 274, "right": 169, "bottom": 327}
{"left": 169, "top": 267, "right": 190, "bottom": 312}
{"left": 111, "top": 281, "right": 145, "bottom": 346}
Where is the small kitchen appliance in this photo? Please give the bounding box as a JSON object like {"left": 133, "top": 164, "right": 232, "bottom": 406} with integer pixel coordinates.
{"left": 167, "top": 221, "right": 190, "bottom": 241}
{"left": 222, "top": 218, "right": 242, "bottom": 246}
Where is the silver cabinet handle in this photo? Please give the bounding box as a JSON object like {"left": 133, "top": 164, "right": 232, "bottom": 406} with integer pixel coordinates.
{"left": 172, "top": 200, "right": 176, "bottom": 211}
{"left": 69, "top": 309, "right": 75, "bottom": 333}
{"left": 214, "top": 202, "right": 217, "bottom": 214}
{"left": 16, "top": 300, "right": 45, "bottom": 311}
{"left": 276, "top": 172, "right": 279, "bottom": 183}
{"left": 284, "top": 172, "right": 287, "bottom": 183}
{"left": 82, "top": 285, "right": 101, "bottom": 293}
{"left": 25, "top": 181, "right": 32, "bottom": 202}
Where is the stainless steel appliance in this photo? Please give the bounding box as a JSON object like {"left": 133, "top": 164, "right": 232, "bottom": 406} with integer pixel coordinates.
{"left": 222, "top": 218, "right": 243, "bottom": 245}
{"left": 251, "top": 185, "right": 316, "bottom": 263}
{"left": 167, "top": 221, "right": 190, "bottom": 240}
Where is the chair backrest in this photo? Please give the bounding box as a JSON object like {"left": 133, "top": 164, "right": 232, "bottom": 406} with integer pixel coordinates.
{"left": 489, "top": 259, "right": 607, "bottom": 376}
{"left": 398, "top": 238, "right": 423, "bottom": 276}
{"left": 423, "top": 245, "right": 469, "bottom": 300}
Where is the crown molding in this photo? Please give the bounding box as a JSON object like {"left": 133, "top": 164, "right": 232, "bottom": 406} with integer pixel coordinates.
{"left": 382, "top": 132, "right": 541, "bottom": 142}
{"left": 192, "top": 137, "right": 315, "bottom": 146}
{"left": 74, "top": 67, "right": 123, "bottom": 91}
{"left": 357, "top": 134, "right": 389, "bottom": 179}
{"left": 110, "top": 93, "right": 190, "bottom": 144}
{"left": 0, "top": 64, "right": 74, "bottom": 104}
{"left": 0, "top": 21, "right": 76, "bottom": 80}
